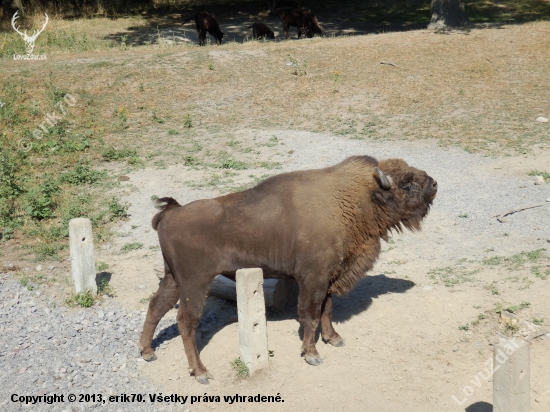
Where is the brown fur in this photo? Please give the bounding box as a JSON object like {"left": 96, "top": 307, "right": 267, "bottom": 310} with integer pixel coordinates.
{"left": 247, "top": 22, "right": 275, "bottom": 39}
{"left": 139, "top": 155, "right": 437, "bottom": 383}
{"left": 183, "top": 11, "right": 224, "bottom": 46}
{"left": 276, "top": 7, "right": 322, "bottom": 39}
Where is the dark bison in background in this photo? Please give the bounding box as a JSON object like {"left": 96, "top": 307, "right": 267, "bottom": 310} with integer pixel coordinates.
{"left": 276, "top": 6, "right": 322, "bottom": 39}
{"left": 138, "top": 155, "right": 437, "bottom": 384}
{"left": 182, "top": 11, "right": 224, "bottom": 46}
{"left": 247, "top": 21, "right": 275, "bottom": 39}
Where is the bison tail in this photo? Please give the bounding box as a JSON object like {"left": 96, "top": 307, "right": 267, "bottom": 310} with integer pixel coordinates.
{"left": 151, "top": 197, "right": 181, "bottom": 231}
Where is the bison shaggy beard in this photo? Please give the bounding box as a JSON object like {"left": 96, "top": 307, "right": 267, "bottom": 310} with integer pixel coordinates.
{"left": 139, "top": 155, "right": 437, "bottom": 384}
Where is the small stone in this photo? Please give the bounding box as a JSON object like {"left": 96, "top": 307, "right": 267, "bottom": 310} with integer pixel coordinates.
{"left": 423, "top": 286, "right": 433, "bottom": 291}
{"left": 500, "top": 311, "right": 519, "bottom": 326}
{"left": 536, "top": 116, "right": 548, "bottom": 122}
{"left": 117, "top": 176, "right": 130, "bottom": 181}
{"left": 35, "top": 265, "right": 42, "bottom": 272}
{"left": 546, "top": 198, "right": 550, "bottom": 202}
{"left": 534, "top": 176, "right": 544, "bottom": 185}
{"left": 97, "top": 311, "right": 104, "bottom": 320}
{"left": 48, "top": 265, "right": 55, "bottom": 270}
{"left": 453, "top": 348, "right": 459, "bottom": 352}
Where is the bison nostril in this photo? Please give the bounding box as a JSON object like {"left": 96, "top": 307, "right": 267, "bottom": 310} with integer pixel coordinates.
{"left": 432, "top": 181, "right": 438, "bottom": 189}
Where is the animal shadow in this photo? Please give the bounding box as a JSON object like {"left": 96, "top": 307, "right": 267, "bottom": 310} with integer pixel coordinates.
{"left": 150, "top": 274, "right": 414, "bottom": 352}
{"left": 465, "top": 402, "right": 493, "bottom": 412}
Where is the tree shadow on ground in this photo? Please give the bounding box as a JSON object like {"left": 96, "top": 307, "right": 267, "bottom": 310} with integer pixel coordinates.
{"left": 150, "top": 274, "right": 414, "bottom": 353}
{"left": 101, "top": 1, "right": 431, "bottom": 48}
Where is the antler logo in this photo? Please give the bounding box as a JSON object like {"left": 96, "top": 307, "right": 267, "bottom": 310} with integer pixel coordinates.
{"left": 12, "top": 11, "right": 49, "bottom": 55}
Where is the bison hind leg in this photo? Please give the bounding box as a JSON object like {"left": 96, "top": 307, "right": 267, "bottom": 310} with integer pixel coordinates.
{"left": 138, "top": 265, "right": 180, "bottom": 362}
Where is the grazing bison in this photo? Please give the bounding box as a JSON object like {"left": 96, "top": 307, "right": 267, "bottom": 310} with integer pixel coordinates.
{"left": 182, "top": 11, "right": 224, "bottom": 46}
{"left": 138, "top": 156, "right": 437, "bottom": 384}
{"left": 276, "top": 7, "right": 322, "bottom": 39}
{"left": 247, "top": 22, "right": 275, "bottom": 39}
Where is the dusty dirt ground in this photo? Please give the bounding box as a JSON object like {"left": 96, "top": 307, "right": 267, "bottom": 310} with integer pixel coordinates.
{"left": 95, "top": 132, "right": 550, "bottom": 412}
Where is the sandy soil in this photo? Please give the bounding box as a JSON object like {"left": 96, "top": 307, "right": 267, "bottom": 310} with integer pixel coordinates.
{"left": 95, "top": 130, "right": 550, "bottom": 412}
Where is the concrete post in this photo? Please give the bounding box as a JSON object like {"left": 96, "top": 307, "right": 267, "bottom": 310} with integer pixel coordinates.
{"left": 236, "top": 268, "right": 269, "bottom": 376}
{"left": 69, "top": 218, "right": 97, "bottom": 294}
{"left": 493, "top": 337, "right": 530, "bottom": 412}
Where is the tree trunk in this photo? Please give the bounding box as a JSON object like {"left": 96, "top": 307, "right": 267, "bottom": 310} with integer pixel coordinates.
{"left": 428, "top": 0, "right": 471, "bottom": 29}
{"left": 2, "top": 0, "right": 26, "bottom": 20}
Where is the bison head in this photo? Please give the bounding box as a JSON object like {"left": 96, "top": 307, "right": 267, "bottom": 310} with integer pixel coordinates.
{"left": 371, "top": 159, "right": 437, "bottom": 234}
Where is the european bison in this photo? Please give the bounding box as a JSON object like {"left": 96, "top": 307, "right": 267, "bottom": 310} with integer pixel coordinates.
{"left": 183, "top": 11, "right": 224, "bottom": 46}
{"left": 276, "top": 6, "right": 322, "bottom": 39}
{"left": 247, "top": 22, "right": 275, "bottom": 39}
{"left": 138, "top": 156, "right": 437, "bottom": 384}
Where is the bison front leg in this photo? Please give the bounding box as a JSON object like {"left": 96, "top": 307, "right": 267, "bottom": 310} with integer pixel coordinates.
{"left": 320, "top": 294, "right": 345, "bottom": 347}
{"left": 297, "top": 290, "right": 324, "bottom": 366}
{"left": 138, "top": 268, "right": 180, "bottom": 361}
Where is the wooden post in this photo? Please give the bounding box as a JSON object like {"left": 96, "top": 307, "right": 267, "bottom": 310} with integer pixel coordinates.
{"left": 69, "top": 218, "right": 97, "bottom": 294}
{"left": 236, "top": 268, "right": 269, "bottom": 376}
{"left": 493, "top": 338, "right": 530, "bottom": 412}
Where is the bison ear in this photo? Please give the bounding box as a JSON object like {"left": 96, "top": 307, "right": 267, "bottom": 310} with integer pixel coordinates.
{"left": 372, "top": 189, "right": 390, "bottom": 206}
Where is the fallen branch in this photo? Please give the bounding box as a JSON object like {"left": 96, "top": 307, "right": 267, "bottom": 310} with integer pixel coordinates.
{"left": 526, "top": 329, "right": 550, "bottom": 342}
{"left": 380, "top": 61, "right": 399, "bottom": 68}
{"left": 493, "top": 202, "right": 547, "bottom": 223}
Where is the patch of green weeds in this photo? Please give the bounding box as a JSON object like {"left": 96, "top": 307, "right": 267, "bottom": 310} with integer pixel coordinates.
{"left": 532, "top": 318, "right": 544, "bottom": 326}
{"left": 260, "top": 161, "right": 282, "bottom": 170}
{"left": 107, "top": 197, "right": 128, "bottom": 221}
{"left": 168, "top": 129, "right": 179, "bottom": 135}
{"left": 59, "top": 163, "right": 107, "bottom": 185}
{"left": 528, "top": 170, "right": 550, "bottom": 181}
{"left": 65, "top": 290, "right": 95, "bottom": 308}
{"left": 121, "top": 242, "right": 143, "bottom": 251}
{"left": 458, "top": 324, "right": 470, "bottom": 331}
{"left": 505, "top": 302, "right": 530, "bottom": 313}
{"left": 231, "top": 358, "right": 250, "bottom": 378}
{"left": 428, "top": 264, "right": 480, "bottom": 288}
{"left": 183, "top": 114, "right": 193, "bottom": 128}
{"left": 97, "top": 261, "right": 109, "bottom": 272}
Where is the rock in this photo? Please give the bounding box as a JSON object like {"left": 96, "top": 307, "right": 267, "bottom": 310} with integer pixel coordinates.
{"left": 35, "top": 265, "right": 42, "bottom": 272}
{"left": 423, "top": 286, "right": 433, "bottom": 291}
{"left": 534, "top": 176, "right": 544, "bottom": 185}
{"left": 536, "top": 116, "right": 548, "bottom": 122}
{"left": 48, "top": 265, "right": 55, "bottom": 271}
{"left": 138, "top": 284, "right": 147, "bottom": 290}
{"left": 500, "top": 311, "right": 519, "bottom": 326}
{"left": 117, "top": 176, "right": 130, "bottom": 181}
{"left": 546, "top": 198, "right": 550, "bottom": 202}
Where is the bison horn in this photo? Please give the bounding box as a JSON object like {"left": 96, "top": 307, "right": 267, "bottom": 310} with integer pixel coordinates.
{"left": 375, "top": 167, "right": 393, "bottom": 190}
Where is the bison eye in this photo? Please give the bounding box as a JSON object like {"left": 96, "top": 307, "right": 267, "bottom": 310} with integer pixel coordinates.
{"left": 400, "top": 182, "right": 412, "bottom": 191}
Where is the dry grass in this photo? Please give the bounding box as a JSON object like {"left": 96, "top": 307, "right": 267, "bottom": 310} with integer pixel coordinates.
{"left": 6, "top": 20, "right": 545, "bottom": 156}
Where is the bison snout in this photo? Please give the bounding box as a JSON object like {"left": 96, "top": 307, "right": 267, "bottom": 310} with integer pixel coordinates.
{"left": 432, "top": 179, "right": 438, "bottom": 190}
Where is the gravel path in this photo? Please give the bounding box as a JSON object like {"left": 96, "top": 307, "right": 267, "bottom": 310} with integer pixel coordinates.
{"left": 0, "top": 275, "right": 187, "bottom": 412}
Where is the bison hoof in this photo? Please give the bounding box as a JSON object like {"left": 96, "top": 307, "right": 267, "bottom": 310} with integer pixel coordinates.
{"left": 304, "top": 355, "right": 323, "bottom": 366}
{"left": 142, "top": 352, "right": 157, "bottom": 362}
{"left": 329, "top": 338, "right": 345, "bottom": 347}
{"left": 195, "top": 372, "right": 214, "bottom": 385}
